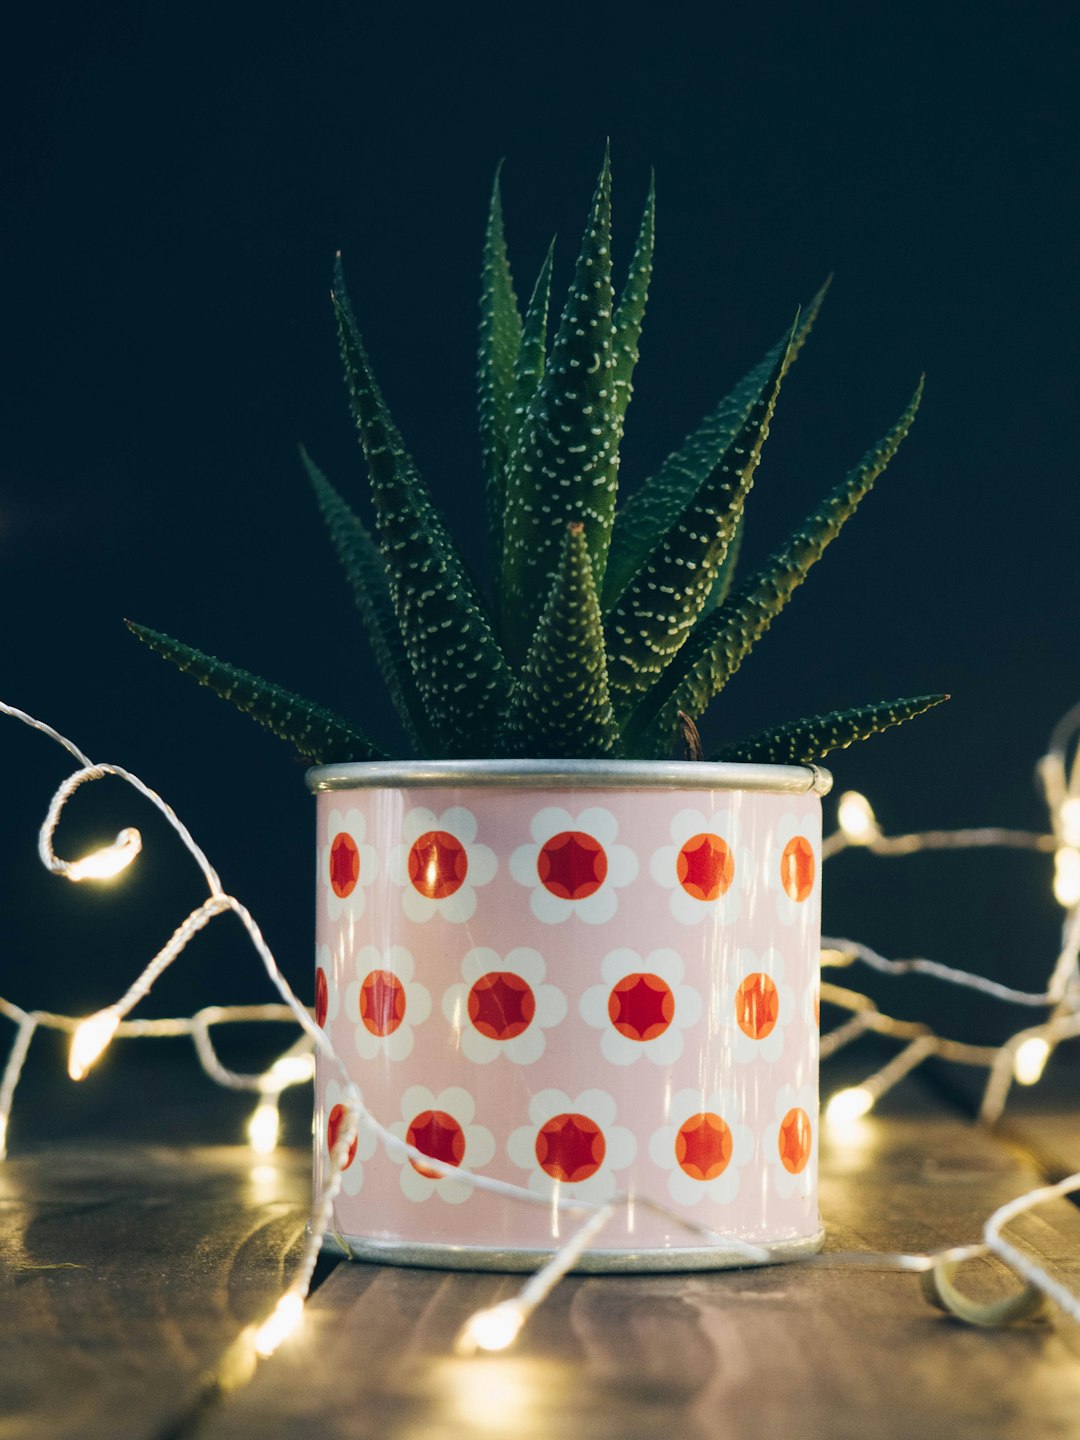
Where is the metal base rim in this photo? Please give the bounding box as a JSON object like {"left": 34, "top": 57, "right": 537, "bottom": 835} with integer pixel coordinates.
{"left": 321, "top": 1227, "right": 826, "bottom": 1274}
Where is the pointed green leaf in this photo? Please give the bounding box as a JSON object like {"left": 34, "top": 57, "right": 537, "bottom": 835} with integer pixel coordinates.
{"left": 508, "top": 238, "right": 555, "bottom": 458}
{"left": 494, "top": 523, "right": 620, "bottom": 758}
{"left": 499, "top": 149, "right": 617, "bottom": 662}
{"left": 478, "top": 166, "right": 522, "bottom": 545}
{"left": 333, "top": 258, "right": 512, "bottom": 754}
{"left": 301, "top": 447, "right": 429, "bottom": 753}
{"left": 709, "top": 693, "right": 948, "bottom": 765}
{"left": 611, "top": 173, "right": 655, "bottom": 426}
{"left": 605, "top": 330, "right": 793, "bottom": 718}
{"left": 126, "top": 621, "right": 389, "bottom": 762}
{"left": 602, "top": 277, "right": 830, "bottom": 611}
{"left": 635, "top": 380, "right": 924, "bottom": 747}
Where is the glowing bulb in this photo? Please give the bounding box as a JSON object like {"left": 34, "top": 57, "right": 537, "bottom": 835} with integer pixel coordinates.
{"left": 1053, "top": 847, "right": 1080, "bottom": 907}
{"left": 825, "top": 1086, "right": 874, "bottom": 1127}
{"left": 247, "top": 1099, "right": 281, "bottom": 1154}
{"left": 267, "top": 1054, "right": 316, "bottom": 1088}
{"left": 1062, "top": 798, "right": 1080, "bottom": 848}
{"left": 68, "top": 1010, "right": 120, "bottom": 1080}
{"left": 252, "top": 1292, "right": 304, "bottom": 1357}
{"left": 1013, "top": 1036, "right": 1051, "bottom": 1086}
{"left": 456, "top": 1302, "right": 525, "bottom": 1355}
{"left": 820, "top": 947, "right": 855, "bottom": 968}
{"left": 837, "top": 792, "right": 879, "bottom": 845}
{"left": 65, "top": 827, "right": 142, "bottom": 882}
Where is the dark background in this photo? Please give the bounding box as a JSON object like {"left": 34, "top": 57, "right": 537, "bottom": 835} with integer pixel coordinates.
{"left": 0, "top": 1, "right": 1076, "bottom": 1090}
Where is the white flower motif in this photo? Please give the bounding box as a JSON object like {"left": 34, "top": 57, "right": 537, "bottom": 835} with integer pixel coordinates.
{"left": 388, "top": 806, "right": 496, "bottom": 923}
{"left": 763, "top": 811, "right": 820, "bottom": 927}
{"left": 321, "top": 808, "right": 379, "bottom": 923}
{"left": 387, "top": 1085, "right": 495, "bottom": 1204}
{"left": 720, "top": 947, "right": 796, "bottom": 1064}
{"left": 649, "top": 807, "right": 754, "bottom": 927}
{"left": 442, "top": 947, "right": 567, "bottom": 1065}
{"left": 314, "top": 943, "right": 340, "bottom": 1030}
{"left": 509, "top": 806, "right": 638, "bottom": 925}
{"left": 506, "top": 1087, "right": 637, "bottom": 1204}
{"left": 579, "top": 948, "right": 703, "bottom": 1066}
{"left": 344, "top": 945, "right": 431, "bottom": 1062}
{"left": 319, "top": 1079, "right": 377, "bottom": 1196}
{"left": 762, "top": 1082, "right": 817, "bottom": 1199}
{"left": 648, "top": 1087, "right": 755, "bottom": 1207}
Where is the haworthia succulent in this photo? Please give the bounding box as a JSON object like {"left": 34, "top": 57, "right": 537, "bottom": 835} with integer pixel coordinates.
{"left": 494, "top": 523, "right": 620, "bottom": 758}
{"left": 478, "top": 167, "right": 522, "bottom": 547}
{"left": 633, "top": 380, "right": 925, "bottom": 749}
{"left": 508, "top": 238, "right": 555, "bottom": 463}
{"left": 301, "top": 446, "right": 429, "bottom": 754}
{"left": 499, "top": 150, "right": 617, "bottom": 662}
{"left": 601, "top": 278, "right": 831, "bottom": 613}
{"left": 606, "top": 173, "right": 655, "bottom": 470}
{"left": 333, "top": 258, "right": 512, "bottom": 755}
{"left": 605, "top": 331, "right": 792, "bottom": 719}
{"left": 709, "top": 694, "right": 948, "bottom": 765}
{"left": 125, "top": 622, "right": 389, "bottom": 762}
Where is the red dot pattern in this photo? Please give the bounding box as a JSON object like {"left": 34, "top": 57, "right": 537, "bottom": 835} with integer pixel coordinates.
{"left": 735, "top": 972, "right": 780, "bottom": 1041}
{"left": 535, "top": 1112, "right": 606, "bottom": 1183}
{"left": 536, "top": 831, "right": 608, "bottom": 900}
{"left": 676, "top": 1112, "right": 733, "bottom": 1181}
{"left": 676, "top": 833, "right": 734, "bottom": 901}
{"left": 408, "top": 831, "right": 468, "bottom": 899}
{"left": 468, "top": 972, "right": 536, "bottom": 1041}
{"left": 607, "top": 973, "right": 674, "bottom": 1041}
{"left": 407, "top": 1109, "right": 466, "bottom": 1178}
{"left": 359, "top": 969, "right": 407, "bottom": 1036}
{"left": 329, "top": 832, "right": 360, "bottom": 898}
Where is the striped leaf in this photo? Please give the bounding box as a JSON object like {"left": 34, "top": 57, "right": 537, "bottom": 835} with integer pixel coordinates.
{"left": 509, "top": 238, "right": 555, "bottom": 459}
{"left": 478, "top": 166, "right": 522, "bottom": 549}
{"left": 301, "top": 447, "right": 429, "bottom": 754}
{"left": 126, "top": 622, "right": 388, "bottom": 762}
{"left": 333, "top": 258, "right": 512, "bottom": 755}
{"left": 709, "top": 693, "right": 949, "bottom": 765}
{"left": 494, "top": 523, "right": 620, "bottom": 758}
{"left": 606, "top": 329, "right": 793, "bottom": 720}
{"left": 602, "top": 277, "right": 830, "bottom": 612}
{"left": 499, "top": 149, "right": 617, "bottom": 662}
{"left": 635, "top": 381, "right": 925, "bottom": 748}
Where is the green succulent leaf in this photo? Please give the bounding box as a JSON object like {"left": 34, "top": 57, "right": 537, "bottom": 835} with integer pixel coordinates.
{"left": 709, "top": 693, "right": 948, "bottom": 765}
{"left": 636, "top": 380, "right": 925, "bottom": 748}
{"left": 509, "top": 238, "right": 555, "bottom": 458}
{"left": 478, "top": 166, "right": 522, "bottom": 547}
{"left": 494, "top": 523, "right": 620, "bottom": 758}
{"left": 333, "top": 258, "right": 512, "bottom": 755}
{"left": 610, "top": 172, "right": 656, "bottom": 433}
{"left": 602, "top": 277, "right": 831, "bottom": 612}
{"left": 606, "top": 329, "right": 793, "bottom": 719}
{"left": 301, "top": 446, "right": 429, "bottom": 754}
{"left": 499, "top": 148, "right": 617, "bottom": 662}
{"left": 125, "top": 621, "right": 388, "bottom": 762}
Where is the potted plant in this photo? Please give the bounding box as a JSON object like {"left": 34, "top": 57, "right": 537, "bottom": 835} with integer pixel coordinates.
{"left": 129, "top": 152, "right": 944, "bottom": 1269}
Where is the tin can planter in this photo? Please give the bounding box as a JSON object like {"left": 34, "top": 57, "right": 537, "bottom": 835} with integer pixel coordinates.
{"left": 307, "top": 759, "right": 830, "bottom": 1272}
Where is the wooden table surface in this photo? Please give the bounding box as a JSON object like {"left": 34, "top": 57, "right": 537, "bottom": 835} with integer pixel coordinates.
{"left": 2, "top": 1056, "right": 1079, "bottom": 1440}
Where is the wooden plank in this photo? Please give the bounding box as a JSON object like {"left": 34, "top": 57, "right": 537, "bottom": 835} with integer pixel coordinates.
{"left": 192, "top": 1098, "right": 1080, "bottom": 1440}
{"left": 0, "top": 1140, "right": 313, "bottom": 1440}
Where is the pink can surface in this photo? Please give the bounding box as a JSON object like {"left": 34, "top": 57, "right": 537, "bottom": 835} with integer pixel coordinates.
{"left": 308, "top": 760, "right": 828, "bottom": 1270}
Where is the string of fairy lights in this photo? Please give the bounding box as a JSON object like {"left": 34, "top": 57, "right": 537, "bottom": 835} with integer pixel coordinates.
{"left": 0, "top": 694, "right": 1078, "bottom": 1364}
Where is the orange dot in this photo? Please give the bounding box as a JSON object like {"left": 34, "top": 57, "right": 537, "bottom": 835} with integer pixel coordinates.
{"left": 359, "top": 970, "right": 407, "bottom": 1036}
{"left": 778, "top": 1107, "right": 812, "bottom": 1174}
{"left": 676, "top": 833, "right": 734, "bottom": 901}
{"left": 314, "top": 966, "right": 329, "bottom": 1028}
{"left": 408, "top": 830, "right": 468, "bottom": 899}
{"left": 468, "top": 972, "right": 536, "bottom": 1040}
{"left": 735, "top": 972, "right": 780, "bottom": 1040}
{"left": 780, "top": 836, "right": 814, "bottom": 902}
{"left": 676, "top": 1112, "right": 733, "bottom": 1181}
{"left": 607, "top": 973, "right": 674, "bottom": 1041}
{"left": 327, "top": 1103, "right": 358, "bottom": 1170}
{"left": 406, "top": 1109, "right": 466, "bottom": 1178}
{"left": 535, "top": 1112, "right": 606, "bottom": 1183}
{"left": 329, "top": 832, "right": 360, "bottom": 898}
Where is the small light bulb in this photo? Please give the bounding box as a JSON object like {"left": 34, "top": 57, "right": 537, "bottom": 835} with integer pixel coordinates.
{"left": 252, "top": 1293, "right": 304, "bottom": 1357}
{"left": 1013, "top": 1036, "right": 1051, "bottom": 1086}
{"left": 1053, "top": 847, "right": 1080, "bottom": 907}
{"left": 1062, "top": 798, "right": 1080, "bottom": 848}
{"left": 65, "top": 827, "right": 142, "bottom": 882}
{"left": 268, "top": 1054, "right": 316, "bottom": 1088}
{"left": 825, "top": 1086, "right": 874, "bottom": 1127}
{"left": 68, "top": 1010, "right": 120, "bottom": 1080}
{"left": 456, "top": 1302, "right": 525, "bottom": 1355}
{"left": 837, "top": 792, "right": 879, "bottom": 846}
{"left": 247, "top": 1100, "right": 281, "bottom": 1155}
